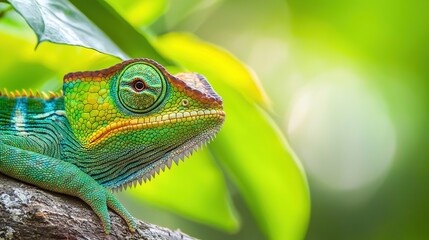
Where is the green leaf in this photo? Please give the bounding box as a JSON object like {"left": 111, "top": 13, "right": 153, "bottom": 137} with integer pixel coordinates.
{"left": 70, "top": 0, "right": 171, "bottom": 65}
{"left": 154, "top": 33, "right": 268, "bottom": 105}
{"left": 155, "top": 33, "right": 310, "bottom": 240}
{"left": 123, "top": 148, "right": 239, "bottom": 232}
{"left": 8, "top": 0, "right": 128, "bottom": 59}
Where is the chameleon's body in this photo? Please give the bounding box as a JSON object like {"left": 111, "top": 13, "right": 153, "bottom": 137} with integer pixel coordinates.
{"left": 0, "top": 59, "right": 224, "bottom": 233}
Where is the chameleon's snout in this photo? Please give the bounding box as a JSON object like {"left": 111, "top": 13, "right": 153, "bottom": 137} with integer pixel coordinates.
{"left": 173, "top": 73, "right": 223, "bottom": 107}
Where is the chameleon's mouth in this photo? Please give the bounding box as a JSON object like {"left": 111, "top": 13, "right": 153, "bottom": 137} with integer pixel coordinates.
{"left": 88, "top": 109, "right": 225, "bottom": 146}
{"left": 110, "top": 124, "right": 222, "bottom": 192}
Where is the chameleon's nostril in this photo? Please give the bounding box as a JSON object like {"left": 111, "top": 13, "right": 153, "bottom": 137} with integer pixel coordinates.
{"left": 181, "top": 99, "right": 189, "bottom": 106}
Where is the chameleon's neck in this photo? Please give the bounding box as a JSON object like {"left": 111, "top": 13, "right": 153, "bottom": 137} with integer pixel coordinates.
{"left": 65, "top": 140, "right": 177, "bottom": 189}
{"left": 59, "top": 124, "right": 148, "bottom": 188}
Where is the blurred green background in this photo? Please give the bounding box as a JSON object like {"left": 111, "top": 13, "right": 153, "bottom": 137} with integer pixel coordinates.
{"left": 1, "top": 0, "right": 428, "bottom": 239}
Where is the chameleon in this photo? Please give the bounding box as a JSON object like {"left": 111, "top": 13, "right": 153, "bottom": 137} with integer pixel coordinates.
{"left": 0, "top": 58, "right": 225, "bottom": 234}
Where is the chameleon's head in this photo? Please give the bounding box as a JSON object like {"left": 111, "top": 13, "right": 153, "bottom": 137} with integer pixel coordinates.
{"left": 63, "top": 59, "right": 224, "bottom": 190}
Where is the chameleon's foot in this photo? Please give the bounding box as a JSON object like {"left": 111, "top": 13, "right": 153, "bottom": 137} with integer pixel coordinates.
{"left": 82, "top": 186, "right": 112, "bottom": 234}
{"left": 106, "top": 191, "right": 137, "bottom": 232}
{"left": 81, "top": 185, "right": 136, "bottom": 234}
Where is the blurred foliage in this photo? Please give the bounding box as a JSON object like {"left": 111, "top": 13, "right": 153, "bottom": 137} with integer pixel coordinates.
{"left": 198, "top": 0, "right": 426, "bottom": 239}
{"left": 105, "top": 0, "right": 167, "bottom": 27}
{"left": 282, "top": 0, "right": 429, "bottom": 239}
{"left": 3, "top": 0, "right": 425, "bottom": 239}
{"left": 0, "top": 0, "right": 309, "bottom": 240}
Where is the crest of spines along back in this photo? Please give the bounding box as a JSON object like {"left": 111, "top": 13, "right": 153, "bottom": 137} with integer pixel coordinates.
{"left": 0, "top": 88, "right": 63, "bottom": 100}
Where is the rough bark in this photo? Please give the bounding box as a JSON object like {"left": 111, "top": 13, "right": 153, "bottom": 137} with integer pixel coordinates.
{"left": 0, "top": 173, "right": 196, "bottom": 240}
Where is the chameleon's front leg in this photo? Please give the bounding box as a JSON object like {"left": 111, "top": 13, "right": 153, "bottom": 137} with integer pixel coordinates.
{"left": 0, "top": 142, "right": 136, "bottom": 234}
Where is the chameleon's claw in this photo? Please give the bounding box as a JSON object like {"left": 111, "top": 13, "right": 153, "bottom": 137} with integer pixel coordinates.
{"left": 129, "top": 221, "right": 137, "bottom": 233}
{"left": 104, "top": 225, "right": 111, "bottom": 235}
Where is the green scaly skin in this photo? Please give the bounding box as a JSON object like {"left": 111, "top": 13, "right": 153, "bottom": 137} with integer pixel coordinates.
{"left": 0, "top": 58, "right": 225, "bottom": 234}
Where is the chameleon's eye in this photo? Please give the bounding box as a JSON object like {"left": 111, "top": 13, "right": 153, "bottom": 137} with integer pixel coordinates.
{"left": 117, "top": 62, "right": 167, "bottom": 113}
{"left": 132, "top": 78, "right": 146, "bottom": 92}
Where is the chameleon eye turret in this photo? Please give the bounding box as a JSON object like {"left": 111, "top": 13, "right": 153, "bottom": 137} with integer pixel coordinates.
{"left": 116, "top": 62, "right": 167, "bottom": 113}
{"left": 0, "top": 58, "right": 224, "bottom": 234}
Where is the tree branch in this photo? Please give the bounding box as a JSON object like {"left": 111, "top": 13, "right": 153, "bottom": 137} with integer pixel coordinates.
{"left": 0, "top": 173, "right": 196, "bottom": 240}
